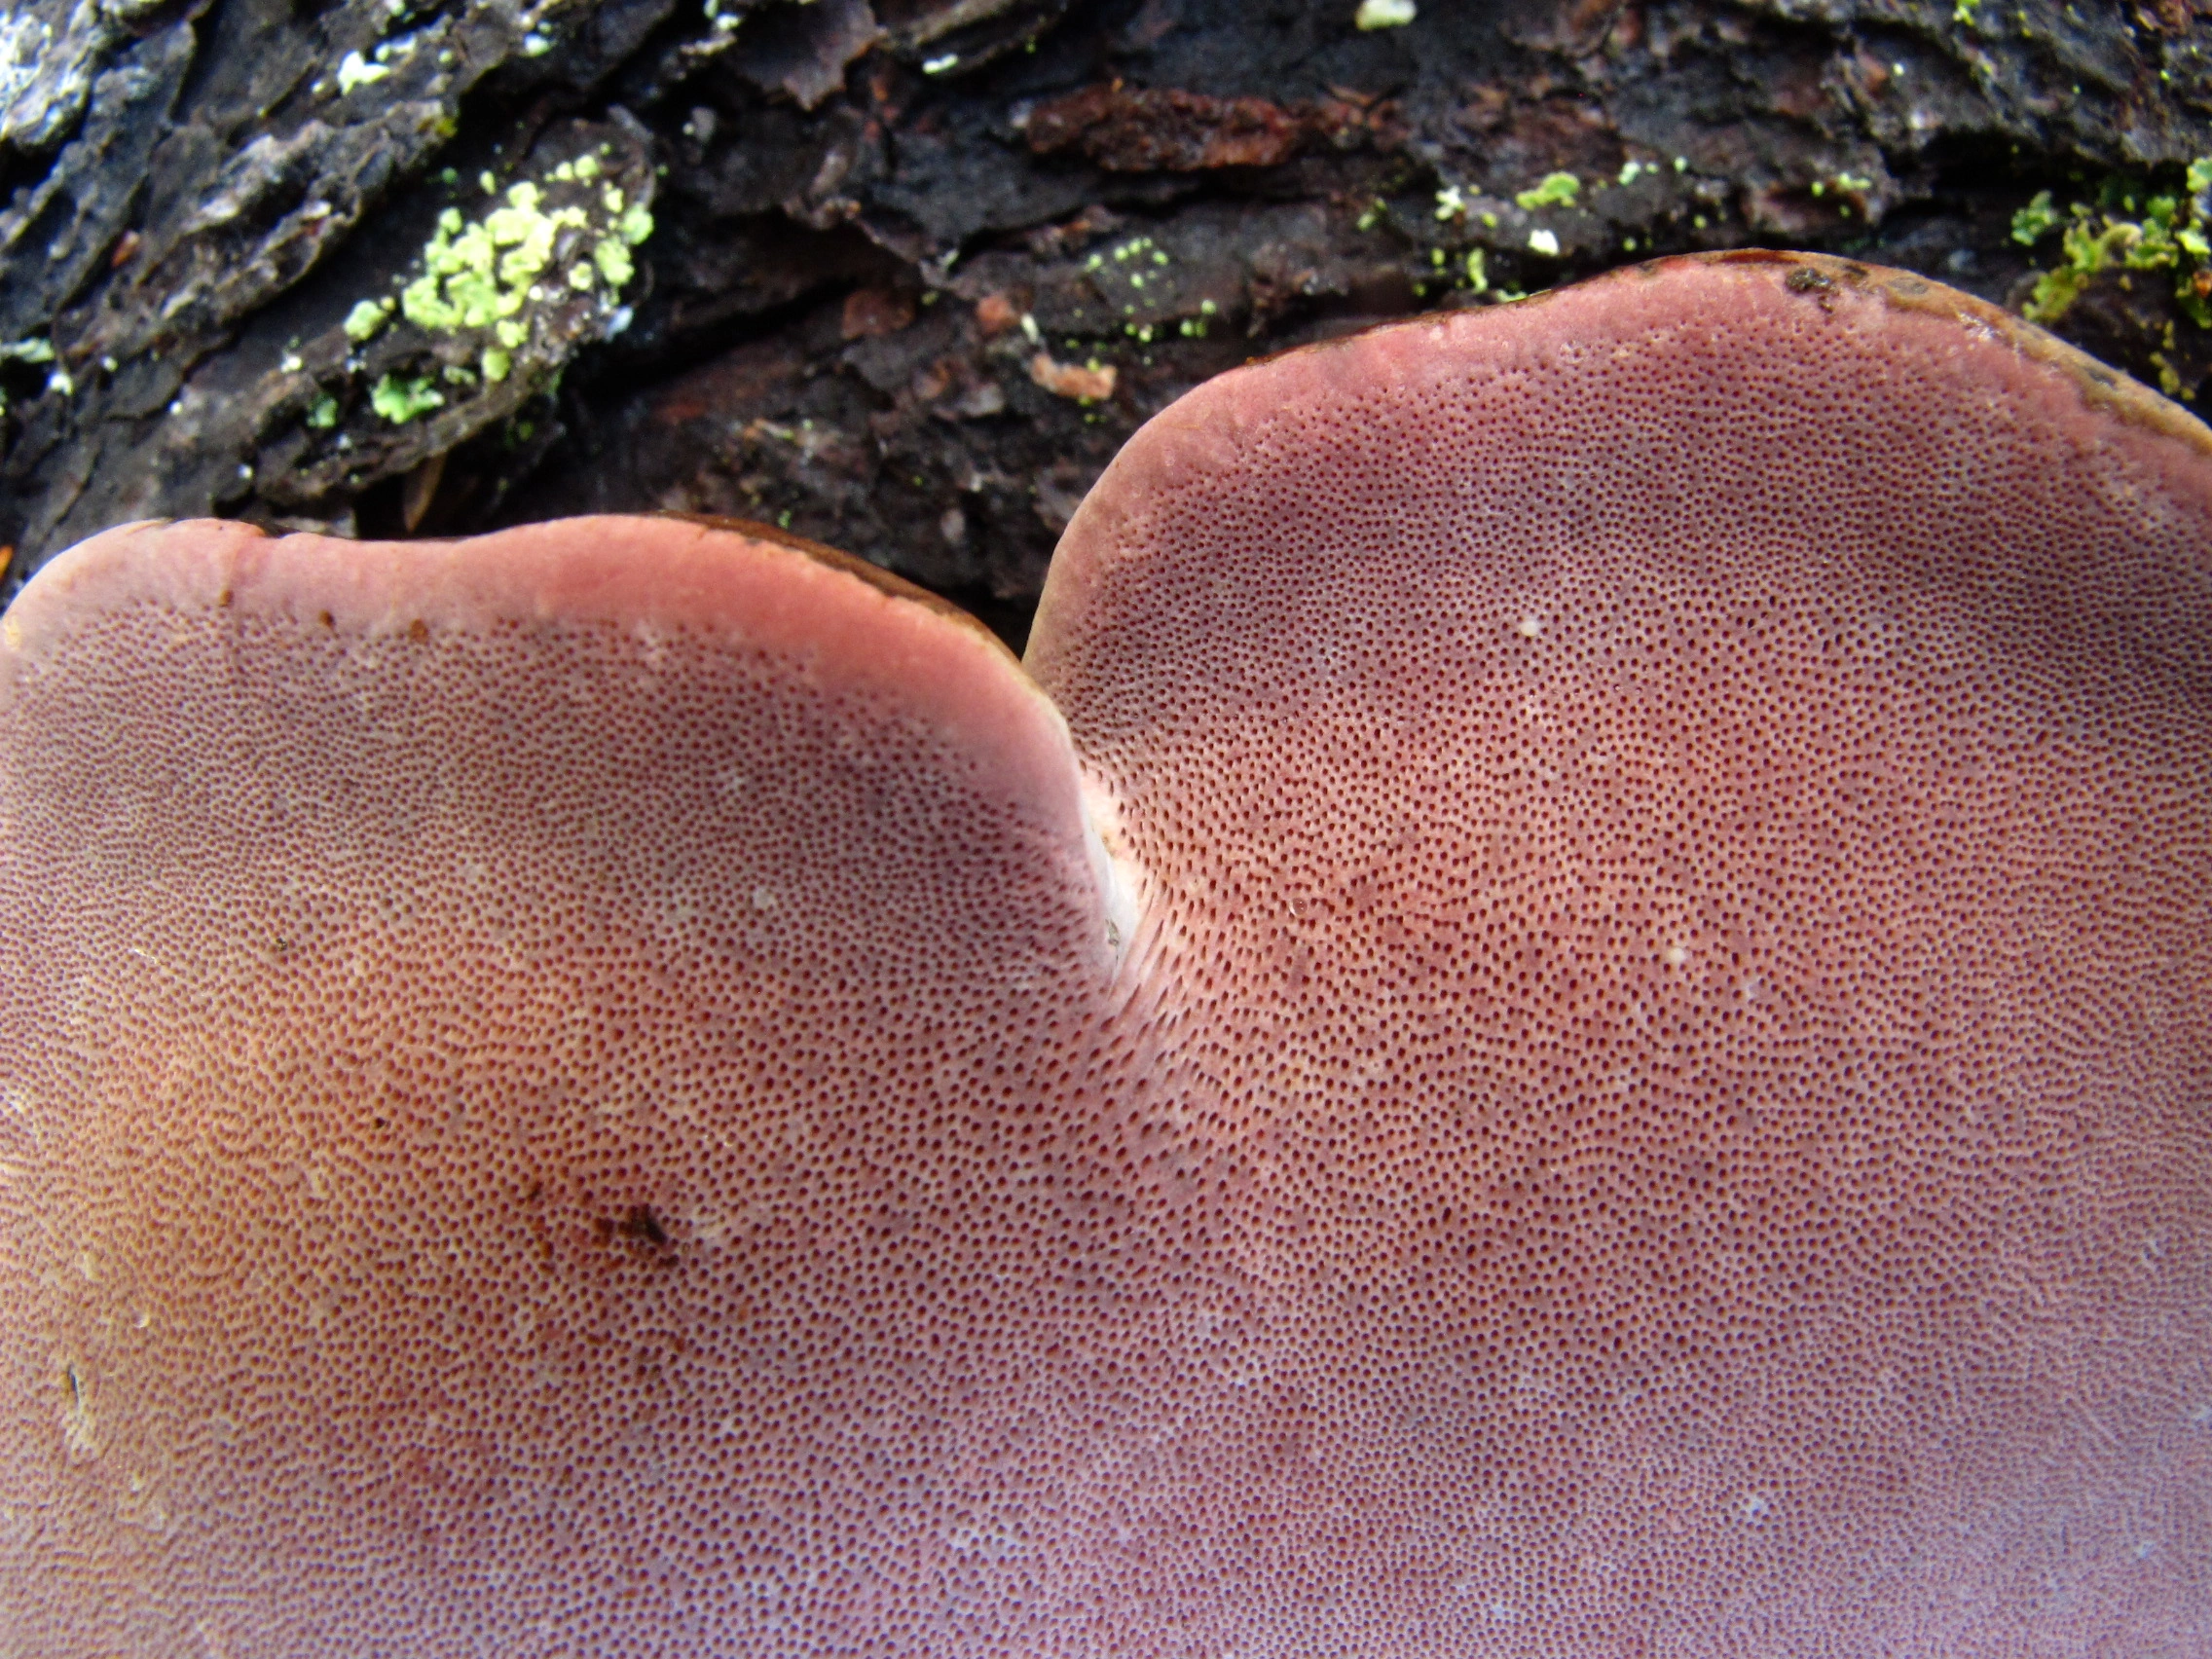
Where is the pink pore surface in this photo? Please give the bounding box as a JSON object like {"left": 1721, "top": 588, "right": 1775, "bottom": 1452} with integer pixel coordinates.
{"left": 0, "top": 254, "right": 2206, "bottom": 1658}
{"left": 0, "top": 517, "right": 1152, "bottom": 1656}
{"left": 1024, "top": 256, "right": 2212, "bottom": 1654}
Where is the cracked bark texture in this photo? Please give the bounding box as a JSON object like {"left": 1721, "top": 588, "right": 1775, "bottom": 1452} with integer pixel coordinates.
{"left": 2, "top": 0, "right": 2208, "bottom": 643}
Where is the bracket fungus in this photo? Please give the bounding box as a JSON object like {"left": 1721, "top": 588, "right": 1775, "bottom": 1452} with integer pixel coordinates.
{"left": 3, "top": 251, "right": 2209, "bottom": 1655}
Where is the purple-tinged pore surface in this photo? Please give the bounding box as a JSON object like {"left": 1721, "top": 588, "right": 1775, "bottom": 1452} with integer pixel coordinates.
{"left": 1, "top": 253, "right": 2210, "bottom": 1656}
{"left": 1025, "top": 252, "right": 2212, "bottom": 1653}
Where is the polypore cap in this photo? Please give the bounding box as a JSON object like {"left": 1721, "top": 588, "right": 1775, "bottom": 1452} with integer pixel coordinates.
{"left": 4, "top": 251, "right": 2209, "bottom": 1656}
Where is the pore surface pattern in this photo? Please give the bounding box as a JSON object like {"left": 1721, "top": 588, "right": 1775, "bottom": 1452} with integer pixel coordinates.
{"left": 3, "top": 259, "right": 2210, "bottom": 1658}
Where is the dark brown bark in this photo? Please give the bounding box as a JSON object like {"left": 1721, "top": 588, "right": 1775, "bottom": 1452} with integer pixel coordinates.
{"left": 4, "top": 0, "right": 2209, "bottom": 643}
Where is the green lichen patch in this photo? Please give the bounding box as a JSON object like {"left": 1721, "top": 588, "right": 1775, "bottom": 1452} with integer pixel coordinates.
{"left": 1075, "top": 234, "right": 1197, "bottom": 342}
{"left": 370, "top": 374, "right": 444, "bottom": 424}
{"left": 336, "top": 50, "right": 390, "bottom": 95}
{"left": 391, "top": 172, "right": 653, "bottom": 388}
{"left": 259, "top": 115, "right": 655, "bottom": 511}
{"left": 1811, "top": 171, "right": 1873, "bottom": 198}
{"left": 1354, "top": 0, "right": 1417, "bottom": 28}
{"left": 343, "top": 299, "right": 393, "bottom": 343}
{"left": 2010, "top": 190, "right": 2063, "bottom": 245}
{"left": 2019, "top": 161, "right": 2212, "bottom": 336}
{"left": 1514, "top": 172, "right": 1580, "bottom": 211}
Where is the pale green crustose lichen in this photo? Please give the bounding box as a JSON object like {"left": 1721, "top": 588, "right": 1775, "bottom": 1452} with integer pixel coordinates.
{"left": 2018, "top": 161, "right": 2212, "bottom": 333}
{"left": 399, "top": 183, "right": 580, "bottom": 336}
{"left": 340, "top": 159, "right": 654, "bottom": 421}
{"left": 2010, "top": 190, "right": 2063, "bottom": 245}
{"left": 400, "top": 167, "right": 649, "bottom": 337}
{"left": 370, "top": 374, "right": 444, "bottom": 424}
{"left": 2014, "top": 160, "right": 2212, "bottom": 394}
{"left": 344, "top": 299, "right": 393, "bottom": 343}
{"left": 1, "top": 338, "right": 68, "bottom": 412}
{"left": 336, "top": 51, "right": 389, "bottom": 94}
{"left": 1354, "top": 0, "right": 1416, "bottom": 27}
{"left": 1514, "top": 172, "right": 1580, "bottom": 211}
{"left": 1806, "top": 172, "right": 1877, "bottom": 218}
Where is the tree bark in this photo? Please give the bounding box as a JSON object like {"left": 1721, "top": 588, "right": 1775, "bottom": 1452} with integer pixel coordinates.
{"left": 4, "top": 0, "right": 2208, "bottom": 644}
